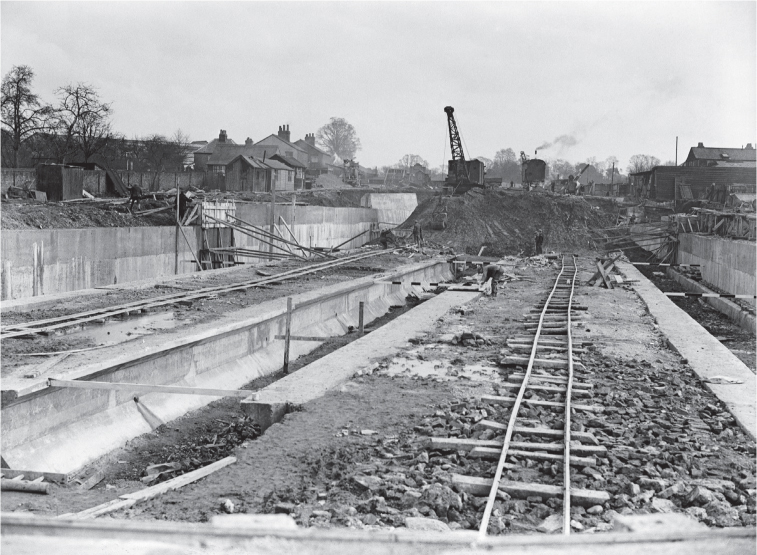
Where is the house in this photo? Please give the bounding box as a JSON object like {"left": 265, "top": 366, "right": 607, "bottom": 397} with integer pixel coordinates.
{"left": 294, "top": 133, "right": 333, "bottom": 175}
{"left": 682, "top": 142, "right": 756, "bottom": 167}
{"left": 629, "top": 165, "right": 757, "bottom": 201}
{"left": 407, "top": 163, "right": 431, "bottom": 186}
{"left": 225, "top": 155, "right": 295, "bottom": 192}
{"left": 206, "top": 139, "right": 281, "bottom": 175}
{"left": 193, "top": 130, "right": 237, "bottom": 171}
{"left": 255, "top": 125, "right": 309, "bottom": 168}
{"left": 270, "top": 153, "right": 307, "bottom": 190}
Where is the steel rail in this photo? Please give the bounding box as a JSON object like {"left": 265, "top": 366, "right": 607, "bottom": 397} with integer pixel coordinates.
{"left": 477, "top": 257, "right": 568, "bottom": 541}
{"left": 0, "top": 250, "right": 396, "bottom": 339}
{"left": 562, "top": 255, "right": 578, "bottom": 535}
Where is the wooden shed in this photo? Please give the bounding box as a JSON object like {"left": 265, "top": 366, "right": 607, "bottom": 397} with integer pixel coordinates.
{"left": 35, "top": 165, "right": 84, "bottom": 201}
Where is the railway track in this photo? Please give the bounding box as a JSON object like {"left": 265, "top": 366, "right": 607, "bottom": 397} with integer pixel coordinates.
{"left": 435, "top": 256, "right": 611, "bottom": 536}
{"left": 0, "top": 249, "right": 399, "bottom": 341}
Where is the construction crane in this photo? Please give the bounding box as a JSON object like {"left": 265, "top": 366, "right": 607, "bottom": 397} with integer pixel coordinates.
{"left": 430, "top": 106, "right": 486, "bottom": 229}
{"left": 520, "top": 151, "right": 547, "bottom": 191}
{"left": 550, "top": 163, "right": 591, "bottom": 194}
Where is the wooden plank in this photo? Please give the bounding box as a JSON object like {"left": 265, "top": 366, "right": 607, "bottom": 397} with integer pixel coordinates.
{"left": 429, "top": 437, "right": 605, "bottom": 455}
{"left": 451, "top": 473, "right": 610, "bottom": 507}
{"left": 0, "top": 469, "right": 68, "bottom": 483}
{"left": 48, "top": 379, "right": 251, "bottom": 398}
{"left": 506, "top": 374, "right": 593, "bottom": 389}
{"left": 500, "top": 356, "right": 585, "bottom": 370}
{"left": 596, "top": 260, "right": 614, "bottom": 289}
{"left": 469, "top": 447, "right": 597, "bottom": 466}
{"left": 481, "top": 394, "right": 603, "bottom": 412}
{"left": 120, "top": 456, "right": 237, "bottom": 501}
{"left": 1, "top": 478, "right": 50, "bottom": 494}
{"left": 499, "top": 382, "right": 591, "bottom": 397}
{"left": 274, "top": 335, "right": 331, "bottom": 342}
{"left": 474, "top": 421, "right": 599, "bottom": 445}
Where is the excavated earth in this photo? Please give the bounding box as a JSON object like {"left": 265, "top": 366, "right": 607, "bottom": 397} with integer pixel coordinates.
{"left": 402, "top": 189, "right": 621, "bottom": 256}
{"left": 5, "top": 256, "right": 755, "bottom": 535}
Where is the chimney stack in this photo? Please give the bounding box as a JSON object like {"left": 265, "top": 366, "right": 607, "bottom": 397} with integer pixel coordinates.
{"left": 245, "top": 137, "right": 253, "bottom": 146}
{"left": 697, "top": 142, "right": 704, "bottom": 148}
{"left": 278, "top": 124, "right": 291, "bottom": 142}
{"left": 745, "top": 143, "right": 754, "bottom": 150}
{"left": 305, "top": 133, "right": 315, "bottom": 147}
{"left": 219, "top": 129, "right": 227, "bottom": 143}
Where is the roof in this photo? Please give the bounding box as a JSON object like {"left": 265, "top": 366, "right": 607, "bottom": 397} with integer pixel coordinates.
{"left": 294, "top": 139, "right": 330, "bottom": 157}
{"left": 194, "top": 137, "right": 237, "bottom": 154}
{"left": 255, "top": 134, "right": 307, "bottom": 155}
{"left": 227, "top": 155, "right": 294, "bottom": 172}
{"left": 271, "top": 154, "right": 307, "bottom": 169}
{"left": 687, "top": 146, "right": 756, "bottom": 163}
{"left": 208, "top": 144, "right": 280, "bottom": 167}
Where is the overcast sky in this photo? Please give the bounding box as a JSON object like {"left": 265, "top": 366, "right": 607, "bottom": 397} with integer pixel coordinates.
{"left": 2, "top": 1, "right": 755, "bottom": 171}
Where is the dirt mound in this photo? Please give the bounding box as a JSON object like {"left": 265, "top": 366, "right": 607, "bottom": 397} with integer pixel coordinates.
{"left": 1, "top": 199, "right": 176, "bottom": 229}
{"left": 402, "top": 189, "right": 619, "bottom": 256}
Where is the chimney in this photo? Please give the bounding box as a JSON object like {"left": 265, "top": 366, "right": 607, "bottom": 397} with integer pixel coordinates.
{"left": 305, "top": 133, "right": 315, "bottom": 147}
{"left": 219, "top": 129, "right": 227, "bottom": 143}
{"left": 697, "top": 142, "right": 704, "bottom": 148}
{"left": 745, "top": 143, "right": 754, "bottom": 150}
{"left": 245, "top": 137, "right": 253, "bottom": 146}
{"left": 277, "top": 124, "right": 291, "bottom": 142}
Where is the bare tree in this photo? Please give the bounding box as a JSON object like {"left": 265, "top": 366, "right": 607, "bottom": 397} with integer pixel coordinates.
{"left": 316, "top": 117, "right": 361, "bottom": 160}
{"left": 1, "top": 65, "right": 53, "bottom": 167}
{"left": 627, "top": 154, "right": 660, "bottom": 174}
{"left": 48, "top": 82, "right": 115, "bottom": 163}
{"left": 663, "top": 160, "right": 677, "bottom": 166}
{"left": 133, "top": 130, "right": 193, "bottom": 190}
{"left": 398, "top": 154, "right": 428, "bottom": 169}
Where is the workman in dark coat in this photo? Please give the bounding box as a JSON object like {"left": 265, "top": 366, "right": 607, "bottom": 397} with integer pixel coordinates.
{"left": 412, "top": 221, "right": 424, "bottom": 248}
{"left": 178, "top": 190, "right": 190, "bottom": 220}
{"left": 378, "top": 229, "right": 398, "bottom": 250}
{"left": 483, "top": 264, "right": 505, "bottom": 297}
{"left": 128, "top": 185, "right": 143, "bottom": 211}
{"left": 535, "top": 229, "right": 544, "bottom": 255}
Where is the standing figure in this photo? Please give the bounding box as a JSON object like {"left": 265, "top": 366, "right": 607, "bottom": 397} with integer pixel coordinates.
{"left": 378, "top": 229, "right": 397, "bottom": 250}
{"left": 412, "top": 220, "right": 424, "bottom": 248}
{"left": 534, "top": 229, "right": 544, "bottom": 255}
{"left": 128, "top": 185, "right": 143, "bottom": 211}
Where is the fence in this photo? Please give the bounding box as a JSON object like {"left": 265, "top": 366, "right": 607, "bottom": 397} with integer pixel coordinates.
{"left": 2, "top": 168, "right": 227, "bottom": 195}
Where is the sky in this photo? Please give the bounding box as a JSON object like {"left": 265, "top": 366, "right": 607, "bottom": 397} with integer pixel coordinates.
{"left": 2, "top": 1, "right": 755, "bottom": 172}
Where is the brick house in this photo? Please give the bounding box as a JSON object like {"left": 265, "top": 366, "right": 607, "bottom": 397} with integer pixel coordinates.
{"left": 682, "top": 143, "right": 756, "bottom": 167}
{"left": 255, "top": 125, "right": 309, "bottom": 168}
{"left": 225, "top": 155, "right": 294, "bottom": 192}
{"left": 193, "top": 130, "right": 237, "bottom": 171}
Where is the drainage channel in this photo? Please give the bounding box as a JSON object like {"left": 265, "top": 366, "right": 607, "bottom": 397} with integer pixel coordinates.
{"left": 0, "top": 259, "right": 455, "bottom": 480}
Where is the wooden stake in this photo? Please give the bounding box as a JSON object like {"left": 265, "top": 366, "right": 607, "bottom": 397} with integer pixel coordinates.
{"left": 283, "top": 297, "right": 292, "bottom": 374}
{"left": 358, "top": 301, "right": 364, "bottom": 336}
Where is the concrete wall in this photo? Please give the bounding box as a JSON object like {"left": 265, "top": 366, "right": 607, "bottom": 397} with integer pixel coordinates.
{"left": 1, "top": 169, "right": 37, "bottom": 192}
{"left": 360, "top": 193, "right": 418, "bottom": 226}
{"left": 677, "top": 233, "right": 756, "bottom": 306}
{"left": 1, "top": 227, "right": 200, "bottom": 300}
{"left": 234, "top": 203, "right": 380, "bottom": 254}
{"left": 0, "top": 261, "right": 454, "bottom": 475}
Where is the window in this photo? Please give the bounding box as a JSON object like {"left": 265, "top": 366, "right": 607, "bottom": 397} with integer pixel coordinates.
{"left": 288, "top": 170, "right": 293, "bottom": 182}
{"left": 286, "top": 151, "right": 294, "bottom": 157}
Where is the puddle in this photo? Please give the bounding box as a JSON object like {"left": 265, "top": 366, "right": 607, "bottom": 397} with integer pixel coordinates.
{"left": 60, "top": 311, "right": 178, "bottom": 347}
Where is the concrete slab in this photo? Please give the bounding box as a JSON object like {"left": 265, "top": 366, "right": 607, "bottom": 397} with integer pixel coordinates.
{"left": 243, "top": 290, "right": 480, "bottom": 429}
{"left": 618, "top": 262, "right": 756, "bottom": 440}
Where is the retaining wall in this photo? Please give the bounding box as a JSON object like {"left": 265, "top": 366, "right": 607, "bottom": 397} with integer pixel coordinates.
{"left": 360, "top": 193, "right": 418, "bottom": 226}
{"left": 0, "top": 260, "right": 454, "bottom": 475}
{"left": 677, "top": 233, "right": 755, "bottom": 306}
{"left": 1, "top": 227, "right": 200, "bottom": 300}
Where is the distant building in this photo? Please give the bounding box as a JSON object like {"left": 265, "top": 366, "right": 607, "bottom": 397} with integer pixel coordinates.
{"left": 629, "top": 164, "right": 756, "bottom": 201}
{"left": 255, "top": 125, "right": 309, "bottom": 168}
{"left": 206, "top": 139, "right": 281, "bottom": 175}
{"left": 270, "top": 153, "right": 307, "bottom": 190}
{"left": 193, "top": 130, "right": 237, "bottom": 171}
{"left": 682, "top": 142, "right": 756, "bottom": 167}
{"left": 225, "top": 155, "right": 294, "bottom": 192}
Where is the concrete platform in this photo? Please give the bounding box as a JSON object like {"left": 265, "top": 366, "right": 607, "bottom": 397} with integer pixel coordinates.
{"left": 242, "top": 290, "right": 480, "bottom": 429}
{"left": 1, "top": 513, "right": 754, "bottom": 555}
{"left": 619, "top": 262, "right": 756, "bottom": 440}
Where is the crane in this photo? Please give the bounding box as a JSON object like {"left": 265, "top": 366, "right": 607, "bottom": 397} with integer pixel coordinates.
{"left": 445, "top": 106, "right": 469, "bottom": 186}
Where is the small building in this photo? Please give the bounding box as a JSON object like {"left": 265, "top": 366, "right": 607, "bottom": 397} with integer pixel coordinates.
{"left": 225, "top": 155, "right": 295, "bottom": 192}
{"left": 206, "top": 140, "right": 281, "bottom": 175}
{"left": 682, "top": 142, "right": 756, "bottom": 167}
{"left": 294, "top": 133, "right": 332, "bottom": 173}
{"left": 407, "top": 163, "right": 431, "bottom": 186}
{"left": 629, "top": 165, "right": 757, "bottom": 202}
{"left": 270, "top": 154, "right": 307, "bottom": 190}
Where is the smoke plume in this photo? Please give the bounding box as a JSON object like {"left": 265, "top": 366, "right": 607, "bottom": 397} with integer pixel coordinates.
{"left": 536, "top": 134, "right": 579, "bottom": 151}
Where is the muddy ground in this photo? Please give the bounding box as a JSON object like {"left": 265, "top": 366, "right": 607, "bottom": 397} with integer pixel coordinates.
{"left": 5, "top": 256, "right": 754, "bottom": 535}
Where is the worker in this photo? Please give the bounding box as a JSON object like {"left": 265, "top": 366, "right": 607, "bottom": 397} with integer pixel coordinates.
{"left": 178, "top": 189, "right": 191, "bottom": 220}
{"left": 128, "top": 185, "right": 143, "bottom": 211}
{"left": 510, "top": 180, "right": 514, "bottom": 189}
{"left": 378, "top": 229, "right": 397, "bottom": 250}
{"left": 482, "top": 263, "right": 505, "bottom": 297}
{"left": 412, "top": 220, "right": 424, "bottom": 248}
{"left": 534, "top": 229, "right": 544, "bottom": 255}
